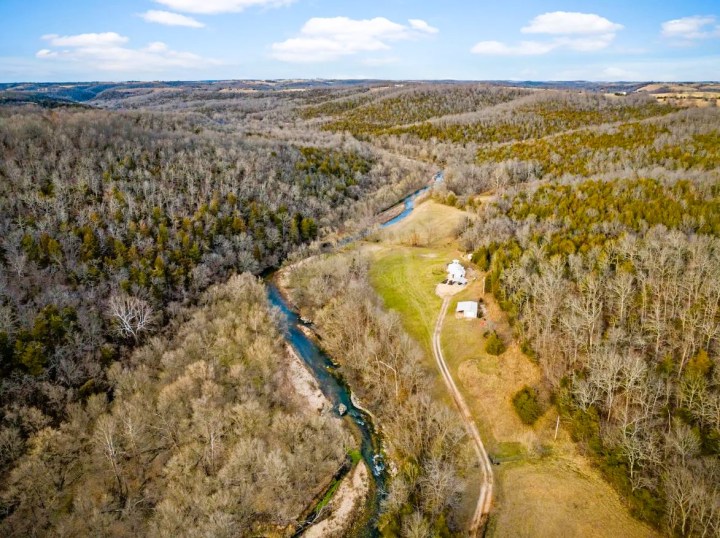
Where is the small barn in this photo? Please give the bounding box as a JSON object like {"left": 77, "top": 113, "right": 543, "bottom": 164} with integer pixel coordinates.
{"left": 447, "top": 259, "right": 467, "bottom": 285}
{"left": 456, "top": 301, "right": 478, "bottom": 319}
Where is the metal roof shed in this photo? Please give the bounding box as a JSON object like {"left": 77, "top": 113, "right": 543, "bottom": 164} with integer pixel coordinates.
{"left": 456, "top": 301, "right": 478, "bottom": 319}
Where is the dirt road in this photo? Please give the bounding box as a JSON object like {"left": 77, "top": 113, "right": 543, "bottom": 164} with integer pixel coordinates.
{"left": 432, "top": 297, "right": 494, "bottom": 535}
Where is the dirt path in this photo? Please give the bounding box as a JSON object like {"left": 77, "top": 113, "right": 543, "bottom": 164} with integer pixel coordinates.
{"left": 432, "top": 297, "right": 494, "bottom": 535}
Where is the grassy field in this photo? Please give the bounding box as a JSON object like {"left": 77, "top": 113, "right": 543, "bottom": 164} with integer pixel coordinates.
{"left": 368, "top": 200, "right": 470, "bottom": 350}
{"left": 490, "top": 458, "right": 656, "bottom": 538}
{"left": 366, "top": 200, "right": 657, "bottom": 538}
{"left": 369, "top": 246, "right": 449, "bottom": 352}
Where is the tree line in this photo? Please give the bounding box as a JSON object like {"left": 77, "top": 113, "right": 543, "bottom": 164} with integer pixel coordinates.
{"left": 311, "top": 84, "right": 531, "bottom": 140}
{"left": 383, "top": 92, "right": 673, "bottom": 147}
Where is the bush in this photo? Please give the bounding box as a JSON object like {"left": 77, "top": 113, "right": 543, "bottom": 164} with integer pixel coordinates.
{"left": 520, "top": 339, "right": 537, "bottom": 361}
{"left": 512, "top": 386, "right": 545, "bottom": 425}
{"left": 484, "top": 331, "right": 506, "bottom": 355}
{"left": 471, "top": 246, "right": 491, "bottom": 271}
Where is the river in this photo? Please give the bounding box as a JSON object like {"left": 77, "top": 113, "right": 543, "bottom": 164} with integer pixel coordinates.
{"left": 266, "top": 172, "right": 443, "bottom": 536}
{"left": 380, "top": 171, "right": 442, "bottom": 228}
{"left": 266, "top": 286, "right": 386, "bottom": 536}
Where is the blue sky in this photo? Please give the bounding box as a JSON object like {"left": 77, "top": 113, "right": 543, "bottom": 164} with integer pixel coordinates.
{"left": 1, "top": 0, "right": 719, "bottom": 82}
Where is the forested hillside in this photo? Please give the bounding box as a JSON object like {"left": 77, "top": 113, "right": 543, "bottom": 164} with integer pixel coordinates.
{"left": 307, "top": 85, "right": 531, "bottom": 138}
{"left": 339, "top": 92, "right": 672, "bottom": 144}
{"left": 463, "top": 177, "right": 720, "bottom": 536}
{"left": 2, "top": 274, "right": 351, "bottom": 535}
{"left": 475, "top": 109, "right": 720, "bottom": 180}
{"left": 0, "top": 104, "right": 427, "bottom": 482}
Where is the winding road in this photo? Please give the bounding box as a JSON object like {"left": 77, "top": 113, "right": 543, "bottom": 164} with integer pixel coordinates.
{"left": 432, "top": 297, "right": 494, "bottom": 536}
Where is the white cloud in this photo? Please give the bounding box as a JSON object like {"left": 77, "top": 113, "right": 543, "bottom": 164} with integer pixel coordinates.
{"left": 522, "top": 11, "right": 623, "bottom": 35}
{"left": 154, "top": 0, "right": 294, "bottom": 15}
{"left": 271, "top": 17, "right": 438, "bottom": 63}
{"left": 42, "top": 32, "right": 129, "bottom": 47}
{"left": 472, "top": 11, "right": 621, "bottom": 56}
{"left": 35, "top": 49, "right": 58, "bottom": 59}
{"left": 361, "top": 56, "right": 400, "bottom": 66}
{"left": 661, "top": 15, "right": 720, "bottom": 40}
{"left": 36, "top": 32, "right": 216, "bottom": 72}
{"left": 409, "top": 19, "right": 438, "bottom": 34}
{"left": 140, "top": 10, "right": 205, "bottom": 28}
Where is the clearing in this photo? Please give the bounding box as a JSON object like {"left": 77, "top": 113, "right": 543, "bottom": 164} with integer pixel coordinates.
{"left": 433, "top": 296, "right": 493, "bottom": 535}
{"left": 367, "top": 200, "right": 657, "bottom": 537}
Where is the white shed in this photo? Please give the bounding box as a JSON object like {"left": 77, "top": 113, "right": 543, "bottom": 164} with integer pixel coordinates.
{"left": 456, "top": 301, "right": 478, "bottom": 319}
{"left": 447, "top": 259, "right": 467, "bottom": 285}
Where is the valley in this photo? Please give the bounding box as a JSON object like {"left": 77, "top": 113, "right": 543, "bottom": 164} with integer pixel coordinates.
{"left": 0, "top": 79, "right": 718, "bottom": 537}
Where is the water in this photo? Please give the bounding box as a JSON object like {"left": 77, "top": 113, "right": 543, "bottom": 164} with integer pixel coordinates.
{"left": 380, "top": 171, "right": 444, "bottom": 229}
{"left": 380, "top": 186, "right": 429, "bottom": 228}
{"left": 266, "top": 284, "right": 386, "bottom": 536}
{"left": 265, "top": 171, "right": 443, "bottom": 535}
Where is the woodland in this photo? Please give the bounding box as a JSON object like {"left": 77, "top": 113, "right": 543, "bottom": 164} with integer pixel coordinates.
{"left": 463, "top": 177, "right": 720, "bottom": 536}
{"left": 0, "top": 80, "right": 719, "bottom": 536}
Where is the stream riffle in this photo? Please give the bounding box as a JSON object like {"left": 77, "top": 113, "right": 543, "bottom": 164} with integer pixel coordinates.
{"left": 266, "top": 284, "right": 385, "bottom": 537}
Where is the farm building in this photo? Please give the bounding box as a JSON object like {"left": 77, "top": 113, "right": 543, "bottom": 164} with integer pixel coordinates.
{"left": 447, "top": 259, "right": 467, "bottom": 285}
{"left": 456, "top": 301, "right": 478, "bottom": 319}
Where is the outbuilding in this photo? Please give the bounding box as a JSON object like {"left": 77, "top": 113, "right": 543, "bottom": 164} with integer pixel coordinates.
{"left": 456, "top": 301, "right": 478, "bottom": 319}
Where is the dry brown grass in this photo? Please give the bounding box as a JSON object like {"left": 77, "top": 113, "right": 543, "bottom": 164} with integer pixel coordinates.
{"left": 654, "top": 94, "right": 717, "bottom": 108}
{"left": 637, "top": 82, "right": 720, "bottom": 93}
{"left": 442, "top": 280, "right": 658, "bottom": 537}
{"left": 379, "top": 200, "right": 470, "bottom": 247}
{"left": 634, "top": 82, "right": 720, "bottom": 108}
{"left": 442, "top": 280, "right": 557, "bottom": 452}
{"left": 490, "top": 458, "right": 657, "bottom": 538}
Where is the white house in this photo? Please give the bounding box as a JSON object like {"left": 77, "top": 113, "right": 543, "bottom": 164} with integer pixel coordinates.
{"left": 447, "top": 259, "right": 467, "bottom": 285}
{"left": 456, "top": 301, "right": 478, "bottom": 319}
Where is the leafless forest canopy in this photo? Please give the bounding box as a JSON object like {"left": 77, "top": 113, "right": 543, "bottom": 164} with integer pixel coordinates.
{"left": 2, "top": 274, "right": 351, "bottom": 536}
{"left": 0, "top": 80, "right": 719, "bottom": 536}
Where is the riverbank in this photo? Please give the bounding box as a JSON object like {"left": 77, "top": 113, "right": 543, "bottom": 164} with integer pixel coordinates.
{"left": 266, "top": 280, "right": 388, "bottom": 537}
{"left": 304, "top": 462, "right": 371, "bottom": 538}
{"left": 284, "top": 331, "right": 373, "bottom": 536}
{"left": 285, "top": 344, "right": 330, "bottom": 414}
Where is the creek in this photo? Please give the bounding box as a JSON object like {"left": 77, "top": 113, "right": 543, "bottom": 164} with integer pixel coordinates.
{"left": 266, "top": 171, "right": 443, "bottom": 535}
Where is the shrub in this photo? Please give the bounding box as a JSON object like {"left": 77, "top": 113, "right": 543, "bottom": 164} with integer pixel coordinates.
{"left": 484, "top": 331, "right": 506, "bottom": 355}
{"left": 520, "top": 339, "right": 537, "bottom": 361}
{"left": 512, "top": 386, "right": 545, "bottom": 425}
{"left": 471, "top": 246, "right": 491, "bottom": 271}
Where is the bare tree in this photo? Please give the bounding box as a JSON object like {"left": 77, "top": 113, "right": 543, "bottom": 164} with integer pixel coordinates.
{"left": 108, "top": 294, "right": 155, "bottom": 342}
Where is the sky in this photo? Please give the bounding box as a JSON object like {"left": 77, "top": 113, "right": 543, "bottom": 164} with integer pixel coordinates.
{"left": 1, "top": 0, "right": 719, "bottom": 82}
